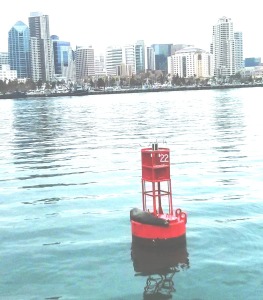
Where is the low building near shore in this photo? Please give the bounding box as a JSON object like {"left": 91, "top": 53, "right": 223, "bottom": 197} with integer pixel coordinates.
{"left": 168, "top": 47, "right": 214, "bottom": 79}
{"left": 240, "top": 66, "right": 263, "bottom": 80}
{"left": 0, "top": 64, "right": 17, "bottom": 81}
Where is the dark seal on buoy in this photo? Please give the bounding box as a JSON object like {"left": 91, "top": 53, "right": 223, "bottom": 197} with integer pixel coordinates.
{"left": 130, "top": 208, "right": 169, "bottom": 227}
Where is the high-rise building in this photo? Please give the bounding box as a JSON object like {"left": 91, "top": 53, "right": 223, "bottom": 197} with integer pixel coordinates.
{"left": 145, "top": 46, "right": 155, "bottom": 71}
{"left": 210, "top": 17, "right": 236, "bottom": 77}
{"left": 105, "top": 46, "right": 123, "bottom": 76}
{"left": 8, "top": 21, "right": 31, "bottom": 79}
{"left": 135, "top": 40, "right": 146, "bottom": 74}
{"left": 28, "top": 12, "right": 54, "bottom": 82}
{"left": 75, "top": 46, "right": 95, "bottom": 83}
{"left": 234, "top": 32, "right": 243, "bottom": 72}
{"left": 168, "top": 47, "right": 213, "bottom": 78}
{"left": 123, "top": 44, "right": 136, "bottom": 76}
{"left": 151, "top": 44, "right": 173, "bottom": 73}
{"left": 51, "top": 35, "right": 73, "bottom": 80}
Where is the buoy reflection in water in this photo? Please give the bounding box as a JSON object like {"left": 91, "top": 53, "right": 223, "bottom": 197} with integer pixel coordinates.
{"left": 131, "top": 242, "right": 189, "bottom": 299}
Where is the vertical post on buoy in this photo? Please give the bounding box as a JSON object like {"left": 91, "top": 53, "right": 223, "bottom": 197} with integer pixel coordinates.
{"left": 152, "top": 143, "right": 158, "bottom": 215}
{"left": 152, "top": 143, "right": 158, "bottom": 151}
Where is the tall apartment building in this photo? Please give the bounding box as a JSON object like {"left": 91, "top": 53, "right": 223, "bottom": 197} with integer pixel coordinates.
{"left": 28, "top": 12, "right": 54, "bottom": 82}
{"left": 123, "top": 44, "right": 136, "bottom": 76}
{"left": 168, "top": 47, "right": 213, "bottom": 78}
{"left": 210, "top": 17, "right": 236, "bottom": 77}
{"left": 75, "top": 46, "right": 95, "bottom": 83}
{"left": 105, "top": 46, "right": 123, "bottom": 76}
{"left": 234, "top": 32, "right": 243, "bottom": 72}
{"left": 8, "top": 21, "right": 31, "bottom": 79}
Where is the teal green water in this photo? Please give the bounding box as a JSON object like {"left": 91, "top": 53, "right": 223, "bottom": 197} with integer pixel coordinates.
{"left": 1, "top": 88, "right": 263, "bottom": 299}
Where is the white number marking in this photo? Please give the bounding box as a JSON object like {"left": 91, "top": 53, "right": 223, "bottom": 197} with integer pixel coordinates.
{"left": 160, "top": 154, "right": 169, "bottom": 163}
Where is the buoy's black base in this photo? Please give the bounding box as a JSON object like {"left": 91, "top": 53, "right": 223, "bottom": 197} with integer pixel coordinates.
{"left": 131, "top": 238, "right": 189, "bottom": 275}
{"left": 132, "top": 234, "right": 186, "bottom": 248}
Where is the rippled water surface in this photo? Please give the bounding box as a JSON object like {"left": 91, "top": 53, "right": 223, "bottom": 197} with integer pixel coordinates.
{"left": 1, "top": 88, "right": 263, "bottom": 300}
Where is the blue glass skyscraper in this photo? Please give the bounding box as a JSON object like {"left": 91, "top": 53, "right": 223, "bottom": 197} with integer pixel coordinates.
{"left": 135, "top": 40, "right": 146, "bottom": 74}
{"left": 51, "top": 35, "right": 72, "bottom": 77}
{"left": 8, "top": 21, "right": 30, "bottom": 79}
{"left": 151, "top": 44, "right": 173, "bottom": 73}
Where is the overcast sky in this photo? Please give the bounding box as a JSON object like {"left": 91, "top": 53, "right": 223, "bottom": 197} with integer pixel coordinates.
{"left": 1, "top": 0, "right": 262, "bottom": 58}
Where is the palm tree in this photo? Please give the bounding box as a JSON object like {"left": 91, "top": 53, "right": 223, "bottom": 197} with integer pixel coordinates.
{"left": 97, "top": 78, "right": 105, "bottom": 89}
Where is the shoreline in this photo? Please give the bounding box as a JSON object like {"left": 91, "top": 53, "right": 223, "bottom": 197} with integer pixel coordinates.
{"left": 1, "top": 83, "right": 263, "bottom": 99}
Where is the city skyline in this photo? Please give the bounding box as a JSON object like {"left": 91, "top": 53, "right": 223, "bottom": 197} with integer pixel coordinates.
{"left": 1, "top": 0, "right": 262, "bottom": 58}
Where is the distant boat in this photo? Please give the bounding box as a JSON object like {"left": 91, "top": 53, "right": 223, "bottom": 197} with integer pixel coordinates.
{"left": 0, "top": 91, "right": 26, "bottom": 99}
{"left": 0, "top": 89, "right": 90, "bottom": 99}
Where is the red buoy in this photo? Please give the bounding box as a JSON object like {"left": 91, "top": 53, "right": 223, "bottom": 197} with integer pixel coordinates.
{"left": 130, "top": 143, "right": 187, "bottom": 247}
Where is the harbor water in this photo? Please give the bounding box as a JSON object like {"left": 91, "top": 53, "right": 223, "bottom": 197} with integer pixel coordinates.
{"left": 0, "top": 87, "right": 263, "bottom": 299}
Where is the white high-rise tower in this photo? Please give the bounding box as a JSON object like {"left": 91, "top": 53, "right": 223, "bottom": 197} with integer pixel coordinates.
{"left": 211, "top": 17, "right": 236, "bottom": 77}
{"left": 75, "top": 46, "right": 95, "bottom": 83}
{"left": 105, "top": 46, "right": 123, "bottom": 76}
{"left": 123, "top": 44, "right": 136, "bottom": 76}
